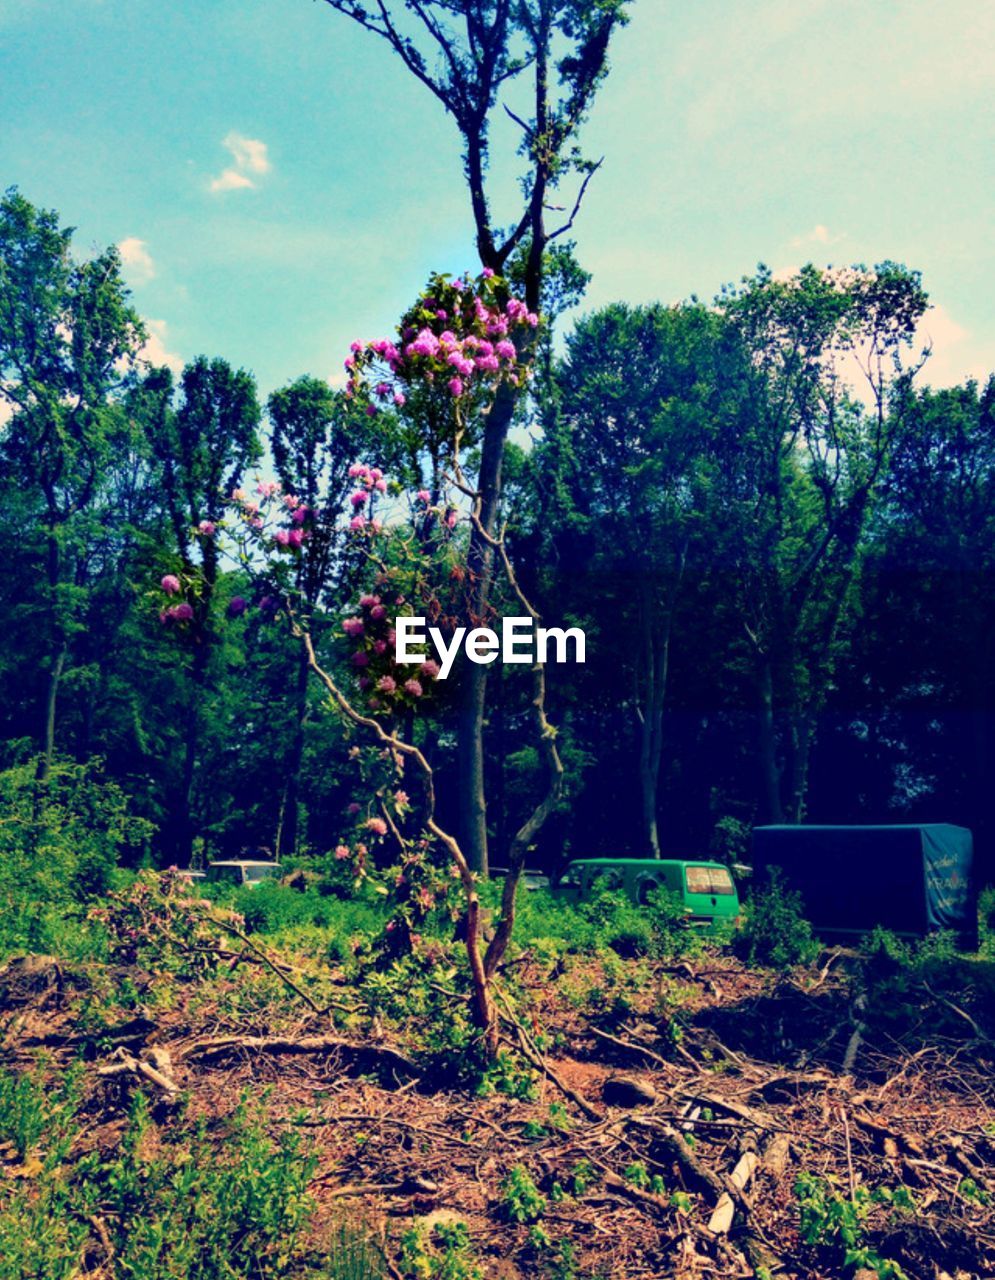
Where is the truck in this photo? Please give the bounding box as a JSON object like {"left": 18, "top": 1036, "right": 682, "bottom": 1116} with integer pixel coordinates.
{"left": 751, "top": 824, "right": 976, "bottom": 947}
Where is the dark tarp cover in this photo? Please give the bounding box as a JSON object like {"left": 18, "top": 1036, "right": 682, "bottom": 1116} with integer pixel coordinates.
{"left": 751, "top": 824, "right": 974, "bottom": 942}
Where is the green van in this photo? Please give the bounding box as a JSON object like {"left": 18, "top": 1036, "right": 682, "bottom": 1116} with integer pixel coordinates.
{"left": 554, "top": 858, "right": 741, "bottom": 927}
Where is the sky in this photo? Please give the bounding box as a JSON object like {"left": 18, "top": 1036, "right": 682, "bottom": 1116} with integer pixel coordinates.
{"left": 1, "top": 0, "right": 993, "bottom": 406}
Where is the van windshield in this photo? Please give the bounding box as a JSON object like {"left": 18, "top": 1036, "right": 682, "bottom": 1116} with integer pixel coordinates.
{"left": 685, "top": 866, "right": 735, "bottom": 896}
{"left": 243, "top": 865, "right": 279, "bottom": 882}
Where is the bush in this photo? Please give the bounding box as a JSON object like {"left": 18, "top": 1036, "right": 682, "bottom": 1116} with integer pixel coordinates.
{"left": 0, "top": 1071, "right": 384, "bottom": 1280}
{"left": 734, "top": 869, "right": 819, "bottom": 969}
{"left": 0, "top": 757, "right": 153, "bottom": 958}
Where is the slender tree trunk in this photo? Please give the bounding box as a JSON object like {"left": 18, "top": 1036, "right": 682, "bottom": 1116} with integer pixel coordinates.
{"left": 785, "top": 711, "right": 813, "bottom": 824}
{"left": 277, "top": 648, "right": 310, "bottom": 859}
{"left": 758, "top": 660, "right": 784, "bottom": 823}
{"left": 37, "top": 642, "right": 68, "bottom": 782}
{"left": 638, "top": 614, "right": 670, "bottom": 859}
{"left": 457, "top": 383, "right": 517, "bottom": 875}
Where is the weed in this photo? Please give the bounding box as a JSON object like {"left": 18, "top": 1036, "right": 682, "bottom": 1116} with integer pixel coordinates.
{"left": 501, "top": 1164, "right": 548, "bottom": 1224}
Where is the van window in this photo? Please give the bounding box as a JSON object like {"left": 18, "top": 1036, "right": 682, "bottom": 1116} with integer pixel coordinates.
{"left": 685, "top": 865, "right": 735, "bottom": 896}
{"left": 636, "top": 877, "right": 661, "bottom": 905}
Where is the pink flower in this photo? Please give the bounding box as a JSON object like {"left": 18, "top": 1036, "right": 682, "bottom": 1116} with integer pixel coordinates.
{"left": 334, "top": 844, "right": 351, "bottom": 860}
{"left": 475, "top": 355, "right": 500, "bottom": 373}
{"left": 370, "top": 604, "right": 386, "bottom": 621}
{"left": 291, "top": 506, "right": 308, "bottom": 524}
{"left": 448, "top": 377, "right": 464, "bottom": 397}
{"left": 198, "top": 520, "right": 216, "bottom": 536}
{"left": 365, "top": 405, "right": 378, "bottom": 417}
{"left": 287, "top": 528, "right": 304, "bottom": 548}
{"left": 257, "top": 480, "right": 280, "bottom": 497}
{"left": 348, "top": 463, "right": 366, "bottom": 478}
{"left": 227, "top": 596, "right": 248, "bottom": 618}
{"left": 377, "top": 675, "right": 397, "bottom": 693}
{"left": 349, "top": 515, "right": 366, "bottom": 531}
{"left": 483, "top": 267, "right": 495, "bottom": 278}
{"left": 352, "top": 650, "right": 370, "bottom": 667}
{"left": 173, "top": 602, "right": 194, "bottom": 622}
{"left": 358, "top": 675, "right": 371, "bottom": 690}
{"left": 347, "top": 802, "right": 361, "bottom": 815}
{"left": 416, "top": 490, "right": 431, "bottom": 505}
{"left": 275, "top": 530, "right": 291, "bottom": 546}
{"left": 404, "top": 679, "right": 423, "bottom": 698}
{"left": 365, "top": 817, "right": 388, "bottom": 836}
{"left": 359, "top": 594, "right": 379, "bottom": 609}
{"left": 343, "top": 617, "right": 365, "bottom": 637}
{"left": 393, "top": 392, "right": 406, "bottom": 406}
{"left": 395, "top": 790, "right": 409, "bottom": 808}
{"left": 374, "top": 478, "right": 387, "bottom": 493}
{"left": 418, "top": 887, "right": 436, "bottom": 910}
{"left": 350, "top": 340, "right": 362, "bottom": 353}
{"left": 161, "top": 574, "right": 181, "bottom": 595}
{"left": 421, "top": 660, "right": 440, "bottom": 679}
{"left": 370, "top": 518, "right": 382, "bottom": 533}
{"left": 496, "top": 340, "right": 516, "bottom": 361}
{"left": 373, "top": 639, "right": 387, "bottom": 655}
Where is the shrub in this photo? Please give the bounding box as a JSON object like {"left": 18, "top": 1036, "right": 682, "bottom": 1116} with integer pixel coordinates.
{"left": 0, "top": 1073, "right": 383, "bottom": 1280}
{"left": 734, "top": 869, "right": 819, "bottom": 969}
{"left": 0, "top": 757, "right": 153, "bottom": 957}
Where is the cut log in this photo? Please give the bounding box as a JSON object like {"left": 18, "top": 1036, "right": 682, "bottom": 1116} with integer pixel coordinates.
{"left": 602, "top": 1075, "right": 659, "bottom": 1108}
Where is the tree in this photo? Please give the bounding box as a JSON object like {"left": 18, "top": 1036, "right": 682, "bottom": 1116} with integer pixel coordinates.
{"left": 0, "top": 188, "right": 145, "bottom": 778}
{"left": 141, "top": 358, "right": 262, "bottom": 860}
{"left": 715, "top": 263, "right": 929, "bottom": 822}
{"left": 318, "top": 0, "right": 631, "bottom": 873}
{"left": 546, "top": 302, "right": 745, "bottom": 855}
{"left": 267, "top": 375, "right": 394, "bottom": 856}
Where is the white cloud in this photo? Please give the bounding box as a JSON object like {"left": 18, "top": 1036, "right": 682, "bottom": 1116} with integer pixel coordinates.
{"left": 209, "top": 131, "right": 271, "bottom": 193}
{"left": 138, "top": 319, "right": 184, "bottom": 374}
{"left": 118, "top": 236, "right": 155, "bottom": 284}
{"left": 916, "top": 305, "right": 990, "bottom": 389}
{"left": 210, "top": 168, "right": 255, "bottom": 193}
{"left": 790, "top": 224, "right": 844, "bottom": 249}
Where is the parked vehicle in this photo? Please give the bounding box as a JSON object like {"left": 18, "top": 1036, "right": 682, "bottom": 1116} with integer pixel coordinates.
{"left": 554, "top": 858, "right": 740, "bottom": 927}
{"left": 751, "top": 824, "right": 976, "bottom": 946}
{"left": 174, "top": 868, "right": 206, "bottom": 885}
{"left": 204, "top": 859, "right": 282, "bottom": 888}
{"left": 490, "top": 866, "right": 551, "bottom": 892}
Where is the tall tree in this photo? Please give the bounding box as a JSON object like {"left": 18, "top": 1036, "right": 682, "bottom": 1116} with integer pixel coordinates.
{"left": 0, "top": 188, "right": 144, "bottom": 778}
{"left": 141, "top": 358, "right": 261, "bottom": 860}
{"left": 716, "top": 264, "right": 928, "bottom": 822}
{"left": 267, "top": 375, "right": 391, "bottom": 856}
{"left": 318, "top": 0, "right": 631, "bottom": 872}
{"left": 548, "top": 302, "right": 745, "bottom": 855}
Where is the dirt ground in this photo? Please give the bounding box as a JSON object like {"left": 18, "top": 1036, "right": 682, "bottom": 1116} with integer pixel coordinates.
{"left": 2, "top": 946, "right": 994, "bottom": 1279}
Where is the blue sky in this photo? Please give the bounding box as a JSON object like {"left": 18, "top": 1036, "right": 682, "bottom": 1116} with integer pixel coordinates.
{"left": 2, "top": 0, "right": 992, "bottom": 404}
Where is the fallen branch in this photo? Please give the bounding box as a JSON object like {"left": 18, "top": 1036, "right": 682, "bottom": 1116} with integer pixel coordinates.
{"left": 184, "top": 1034, "right": 418, "bottom": 1079}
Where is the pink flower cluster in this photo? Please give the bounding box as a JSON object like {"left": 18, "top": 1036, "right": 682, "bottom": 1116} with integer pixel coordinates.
{"left": 346, "top": 463, "right": 386, "bottom": 533}
{"left": 344, "top": 270, "right": 538, "bottom": 413}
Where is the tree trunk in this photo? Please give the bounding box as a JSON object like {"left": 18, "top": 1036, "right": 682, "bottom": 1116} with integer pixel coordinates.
{"left": 758, "top": 660, "right": 784, "bottom": 823}
{"left": 277, "top": 647, "right": 310, "bottom": 859}
{"left": 457, "top": 382, "right": 517, "bottom": 875}
{"left": 785, "top": 711, "right": 813, "bottom": 824}
{"left": 37, "top": 642, "right": 68, "bottom": 782}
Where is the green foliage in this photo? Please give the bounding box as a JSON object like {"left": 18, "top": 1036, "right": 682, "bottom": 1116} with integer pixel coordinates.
{"left": 0, "top": 1076, "right": 381, "bottom": 1280}
{"left": 0, "top": 757, "right": 152, "bottom": 956}
{"left": 734, "top": 870, "right": 819, "bottom": 969}
{"left": 399, "top": 1220, "right": 481, "bottom": 1280}
{"left": 500, "top": 1164, "right": 548, "bottom": 1224}
{"left": 0, "top": 1061, "right": 84, "bottom": 1162}
{"left": 794, "top": 1171, "right": 913, "bottom": 1278}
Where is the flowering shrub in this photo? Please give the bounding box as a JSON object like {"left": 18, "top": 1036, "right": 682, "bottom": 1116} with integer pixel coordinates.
{"left": 344, "top": 269, "right": 537, "bottom": 424}
{"left": 89, "top": 870, "right": 242, "bottom": 977}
